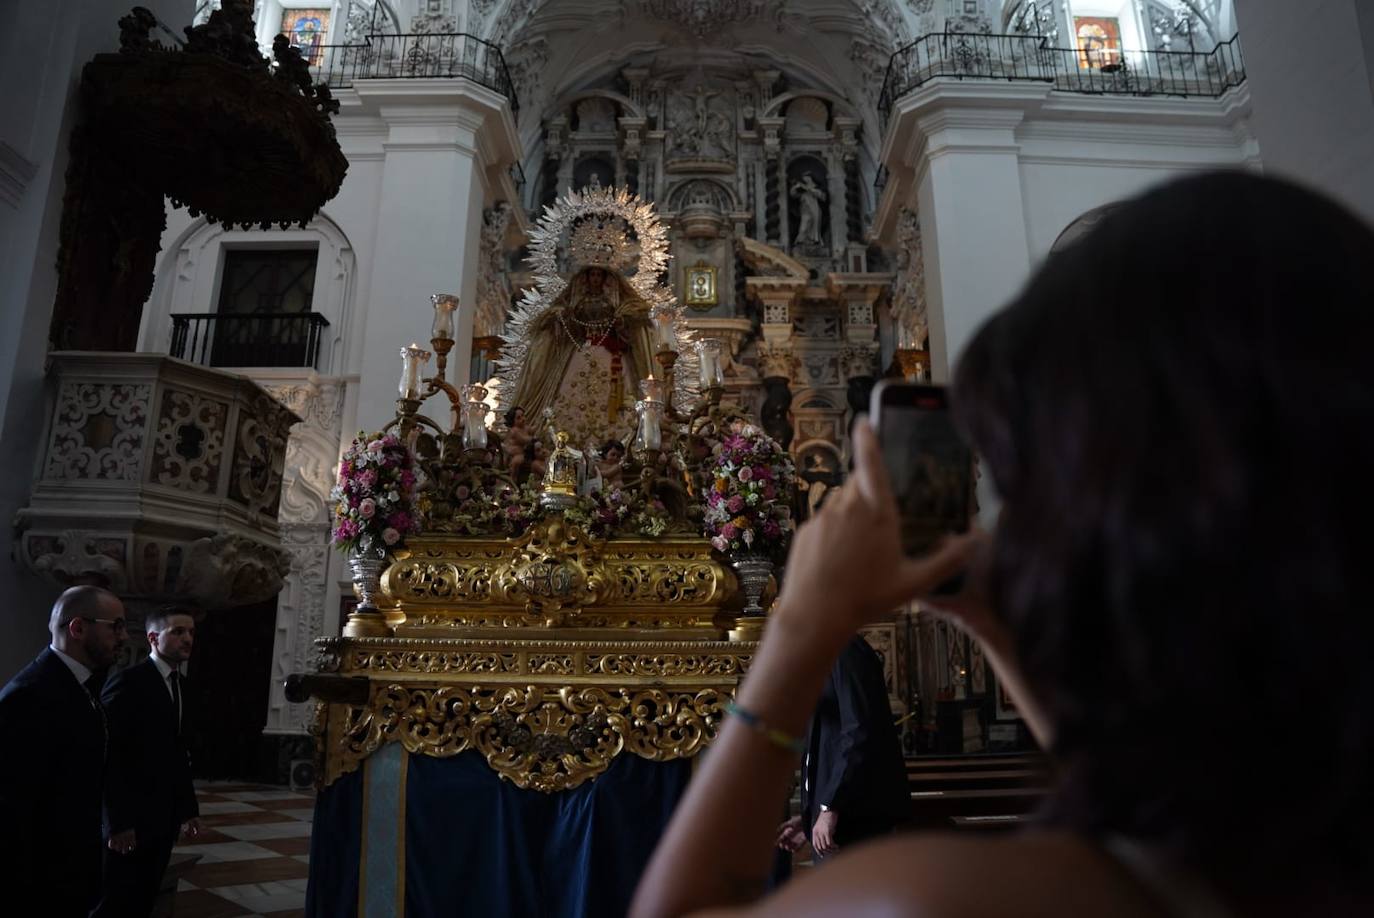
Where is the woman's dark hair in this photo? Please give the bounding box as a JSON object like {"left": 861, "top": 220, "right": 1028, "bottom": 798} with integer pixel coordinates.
{"left": 601, "top": 439, "right": 625, "bottom": 456}
{"left": 953, "top": 172, "right": 1374, "bottom": 891}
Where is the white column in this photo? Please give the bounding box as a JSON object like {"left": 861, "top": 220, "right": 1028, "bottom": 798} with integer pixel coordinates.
{"left": 913, "top": 105, "right": 1031, "bottom": 381}
{"left": 350, "top": 81, "right": 521, "bottom": 431}
{"left": 1233, "top": 0, "right": 1374, "bottom": 225}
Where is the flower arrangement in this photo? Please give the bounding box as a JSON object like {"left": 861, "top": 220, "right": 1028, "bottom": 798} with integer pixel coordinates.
{"left": 703, "top": 423, "right": 796, "bottom": 557}
{"left": 496, "top": 483, "right": 671, "bottom": 540}
{"left": 330, "top": 432, "right": 425, "bottom": 555}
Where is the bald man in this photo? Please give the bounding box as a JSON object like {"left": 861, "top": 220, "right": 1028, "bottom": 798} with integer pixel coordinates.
{"left": 0, "top": 586, "right": 127, "bottom": 917}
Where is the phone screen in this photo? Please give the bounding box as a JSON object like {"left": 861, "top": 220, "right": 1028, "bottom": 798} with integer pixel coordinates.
{"left": 873, "top": 383, "right": 973, "bottom": 557}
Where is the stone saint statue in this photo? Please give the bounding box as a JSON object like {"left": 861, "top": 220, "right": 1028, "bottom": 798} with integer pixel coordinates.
{"left": 507, "top": 265, "right": 657, "bottom": 447}
{"left": 791, "top": 173, "right": 827, "bottom": 247}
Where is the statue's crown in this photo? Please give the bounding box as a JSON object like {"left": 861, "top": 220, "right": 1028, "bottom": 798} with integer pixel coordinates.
{"left": 569, "top": 216, "right": 634, "bottom": 273}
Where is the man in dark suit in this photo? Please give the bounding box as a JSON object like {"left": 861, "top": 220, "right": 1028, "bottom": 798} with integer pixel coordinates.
{"left": 0, "top": 585, "right": 128, "bottom": 917}
{"left": 777, "top": 634, "right": 909, "bottom": 860}
{"left": 95, "top": 606, "right": 202, "bottom": 918}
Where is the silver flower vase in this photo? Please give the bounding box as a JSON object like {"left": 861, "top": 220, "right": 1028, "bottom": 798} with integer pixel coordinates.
{"left": 344, "top": 545, "right": 390, "bottom": 637}
{"left": 729, "top": 551, "right": 774, "bottom": 616}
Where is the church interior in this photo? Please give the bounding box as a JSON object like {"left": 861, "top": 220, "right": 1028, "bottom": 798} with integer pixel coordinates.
{"left": 2, "top": 1, "right": 1372, "bottom": 916}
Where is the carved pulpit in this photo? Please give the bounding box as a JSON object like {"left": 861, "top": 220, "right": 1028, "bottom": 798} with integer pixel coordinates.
{"left": 295, "top": 186, "right": 774, "bottom": 918}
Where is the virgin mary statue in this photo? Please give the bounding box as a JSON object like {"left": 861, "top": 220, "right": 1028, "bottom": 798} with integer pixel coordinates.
{"left": 507, "top": 264, "right": 657, "bottom": 447}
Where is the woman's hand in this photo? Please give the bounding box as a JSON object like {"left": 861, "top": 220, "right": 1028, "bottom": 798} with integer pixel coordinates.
{"left": 774, "top": 419, "right": 977, "bottom": 647}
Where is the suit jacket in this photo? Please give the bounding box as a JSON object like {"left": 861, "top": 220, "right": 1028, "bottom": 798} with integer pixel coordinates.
{"left": 102, "top": 657, "right": 199, "bottom": 840}
{"left": 801, "top": 635, "right": 909, "bottom": 845}
{"left": 0, "top": 648, "right": 108, "bottom": 911}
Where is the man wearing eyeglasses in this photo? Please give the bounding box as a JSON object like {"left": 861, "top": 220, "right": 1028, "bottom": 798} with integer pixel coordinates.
{"left": 0, "top": 585, "right": 127, "bottom": 917}
{"left": 95, "top": 606, "right": 202, "bottom": 918}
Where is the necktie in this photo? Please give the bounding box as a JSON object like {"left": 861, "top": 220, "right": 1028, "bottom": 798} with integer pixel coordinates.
{"left": 84, "top": 676, "right": 108, "bottom": 759}
{"left": 169, "top": 670, "right": 182, "bottom": 736}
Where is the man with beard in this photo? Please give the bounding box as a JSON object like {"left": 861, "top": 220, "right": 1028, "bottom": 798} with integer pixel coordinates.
{"left": 0, "top": 586, "right": 127, "bottom": 917}
{"left": 96, "top": 606, "right": 203, "bottom": 917}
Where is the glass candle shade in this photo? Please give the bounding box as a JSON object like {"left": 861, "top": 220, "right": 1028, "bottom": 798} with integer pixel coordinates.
{"left": 398, "top": 343, "right": 432, "bottom": 400}
{"left": 697, "top": 339, "right": 725, "bottom": 389}
{"left": 635, "top": 399, "right": 664, "bottom": 452}
{"left": 639, "top": 374, "right": 664, "bottom": 404}
{"left": 430, "top": 294, "right": 459, "bottom": 341}
{"left": 461, "top": 383, "right": 489, "bottom": 450}
{"left": 895, "top": 320, "right": 916, "bottom": 351}
{"left": 650, "top": 306, "right": 678, "bottom": 352}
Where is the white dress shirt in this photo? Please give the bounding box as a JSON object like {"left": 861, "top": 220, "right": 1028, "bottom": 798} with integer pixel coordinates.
{"left": 149, "top": 650, "right": 187, "bottom": 725}
{"left": 50, "top": 644, "right": 93, "bottom": 688}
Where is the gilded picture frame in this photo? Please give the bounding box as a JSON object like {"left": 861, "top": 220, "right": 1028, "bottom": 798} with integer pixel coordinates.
{"left": 684, "top": 264, "right": 718, "bottom": 309}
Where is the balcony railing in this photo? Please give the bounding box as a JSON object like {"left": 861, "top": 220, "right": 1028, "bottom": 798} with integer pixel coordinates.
{"left": 170, "top": 312, "right": 330, "bottom": 370}
{"left": 878, "top": 33, "right": 1246, "bottom": 131}
{"left": 308, "top": 32, "right": 518, "bottom": 117}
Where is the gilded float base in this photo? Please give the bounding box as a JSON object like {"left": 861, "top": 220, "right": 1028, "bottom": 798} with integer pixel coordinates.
{"left": 313, "top": 633, "right": 759, "bottom": 793}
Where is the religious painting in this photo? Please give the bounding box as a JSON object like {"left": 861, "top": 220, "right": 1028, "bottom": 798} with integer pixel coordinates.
{"left": 684, "top": 264, "right": 717, "bottom": 308}
{"left": 1074, "top": 16, "right": 1123, "bottom": 70}
{"left": 282, "top": 8, "right": 331, "bottom": 67}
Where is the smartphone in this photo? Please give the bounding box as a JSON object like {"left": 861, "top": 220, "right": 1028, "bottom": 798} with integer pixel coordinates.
{"left": 869, "top": 381, "right": 974, "bottom": 559}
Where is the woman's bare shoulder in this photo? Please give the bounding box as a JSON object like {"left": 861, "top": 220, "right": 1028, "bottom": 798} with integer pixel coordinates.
{"left": 738, "top": 830, "right": 1161, "bottom": 918}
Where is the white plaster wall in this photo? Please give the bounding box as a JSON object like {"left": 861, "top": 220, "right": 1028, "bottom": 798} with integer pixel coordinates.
{"left": 876, "top": 83, "right": 1256, "bottom": 388}
{"left": 1233, "top": 0, "right": 1374, "bottom": 224}
{"left": 0, "top": 0, "right": 197, "bottom": 682}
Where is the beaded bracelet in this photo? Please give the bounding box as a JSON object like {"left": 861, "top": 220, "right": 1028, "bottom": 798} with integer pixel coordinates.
{"left": 724, "top": 700, "right": 806, "bottom": 754}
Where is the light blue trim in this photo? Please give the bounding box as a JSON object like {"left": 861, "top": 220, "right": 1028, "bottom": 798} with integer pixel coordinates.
{"left": 362, "top": 743, "right": 404, "bottom": 917}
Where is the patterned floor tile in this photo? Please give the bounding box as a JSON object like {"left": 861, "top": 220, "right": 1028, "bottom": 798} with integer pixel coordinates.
{"left": 200, "top": 801, "right": 263, "bottom": 815}
{"left": 218, "top": 822, "right": 314, "bottom": 841}
{"left": 185, "top": 855, "right": 311, "bottom": 889}
{"left": 258, "top": 837, "right": 312, "bottom": 856}
{"left": 172, "top": 841, "right": 280, "bottom": 863}
{"left": 170, "top": 888, "right": 256, "bottom": 918}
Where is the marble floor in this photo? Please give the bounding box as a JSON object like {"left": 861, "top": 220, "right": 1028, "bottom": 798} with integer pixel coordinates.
{"left": 170, "top": 782, "right": 315, "bottom": 918}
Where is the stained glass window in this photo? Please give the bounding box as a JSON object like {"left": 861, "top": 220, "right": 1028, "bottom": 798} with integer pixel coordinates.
{"left": 1074, "top": 16, "right": 1124, "bottom": 70}
{"left": 282, "top": 8, "right": 331, "bottom": 67}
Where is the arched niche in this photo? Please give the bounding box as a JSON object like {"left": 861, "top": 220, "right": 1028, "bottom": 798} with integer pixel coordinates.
{"left": 141, "top": 211, "right": 357, "bottom": 376}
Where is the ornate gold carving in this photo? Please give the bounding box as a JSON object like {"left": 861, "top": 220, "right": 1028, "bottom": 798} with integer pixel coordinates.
{"left": 311, "top": 635, "right": 756, "bottom": 790}
{"left": 328, "top": 681, "right": 727, "bottom": 791}
{"left": 382, "top": 518, "right": 734, "bottom": 632}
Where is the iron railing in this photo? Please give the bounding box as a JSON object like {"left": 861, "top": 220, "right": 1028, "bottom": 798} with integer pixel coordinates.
{"left": 878, "top": 33, "right": 1246, "bottom": 130}
{"left": 170, "top": 312, "right": 330, "bottom": 370}
{"left": 308, "top": 32, "right": 518, "bottom": 117}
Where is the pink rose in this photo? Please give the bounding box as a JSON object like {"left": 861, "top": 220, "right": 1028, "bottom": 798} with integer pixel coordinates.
{"left": 358, "top": 498, "right": 376, "bottom": 519}
{"left": 737, "top": 466, "right": 753, "bottom": 482}
{"left": 721, "top": 523, "right": 738, "bottom": 540}
{"left": 726, "top": 495, "right": 745, "bottom": 513}
{"left": 382, "top": 527, "right": 401, "bottom": 546}
{"left": 710, "top": 535, "right": 728, "bottom": 552}
{"left": 455, "top": 485, "right": 471, "bottom": 500}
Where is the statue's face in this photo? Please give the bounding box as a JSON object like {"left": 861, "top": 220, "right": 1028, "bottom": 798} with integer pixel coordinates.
{"left": 585, "top": 267, "right": 606, "bottom": 292}
{"left": 605, "top": 445, "right": 624, "bottom": 463}
{"left": 513, "top": 408, "right": 525, "bottom": 427}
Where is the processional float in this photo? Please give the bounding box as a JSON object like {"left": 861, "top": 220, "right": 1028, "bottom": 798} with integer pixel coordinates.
{"left": 292, "top": 186, "right": 795, "bottom": 917}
